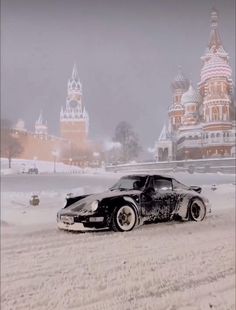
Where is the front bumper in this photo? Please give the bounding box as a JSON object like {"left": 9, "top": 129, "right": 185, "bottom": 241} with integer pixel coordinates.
{"left": 57, "top": 215, "right": 106, "bottom": 232}
{"left": 57, "top": 221, "right": 102, "bottom": 232}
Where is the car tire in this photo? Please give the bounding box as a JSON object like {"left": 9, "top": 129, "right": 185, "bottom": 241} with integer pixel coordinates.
{"left": 110, "top": 205, "right": 137, "bottom": 232}
{"left": 189, "top": 199, "right": 206, "bottom": 221}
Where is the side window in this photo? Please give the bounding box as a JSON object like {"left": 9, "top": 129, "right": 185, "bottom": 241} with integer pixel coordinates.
{"left": 153, "top": 178, "right": 172, "bottom": 191}
{"left": 172, "top": 179, "right": 188, "bottom": 190}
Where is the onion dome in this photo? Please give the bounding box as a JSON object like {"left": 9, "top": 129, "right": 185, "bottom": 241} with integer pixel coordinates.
{"left": 181, "top": 83, "right": 202, "bottom": 105}
{"left": 200, "top": 54, "right": 232, "bottom": 83}
{"left": 171, "top": 66, "right": 189, "bottom": 90}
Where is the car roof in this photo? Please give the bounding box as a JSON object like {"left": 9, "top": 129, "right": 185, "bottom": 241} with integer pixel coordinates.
{"left": 123, "top": 174, "right": 173, "bottom": 179}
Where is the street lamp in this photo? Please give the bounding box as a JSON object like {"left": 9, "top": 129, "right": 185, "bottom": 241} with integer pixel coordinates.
{"left": 52, "top": 150, "right": 59, "bottom": 173}
{"left": 33, "top": 156, "right": 38, "bottom": 168}
{"left": 69, "top": 158, "right": 72, "bottom": 165}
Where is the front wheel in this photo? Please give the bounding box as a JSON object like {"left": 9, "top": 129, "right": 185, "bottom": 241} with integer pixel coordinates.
{"left": 110, "top": 205, "right": 137, "bottom": 232}
{"left": 189, "top": 199, "right": 206, "bottom": 221}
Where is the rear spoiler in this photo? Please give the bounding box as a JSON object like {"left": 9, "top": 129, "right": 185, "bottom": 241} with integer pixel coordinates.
{"left": 189, "top": 186, "right": 202, "bottom": 194}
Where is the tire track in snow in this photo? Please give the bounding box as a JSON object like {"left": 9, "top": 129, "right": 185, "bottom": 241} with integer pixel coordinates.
{"left": 2, "top": 212, "right": 235, "bottom": 310}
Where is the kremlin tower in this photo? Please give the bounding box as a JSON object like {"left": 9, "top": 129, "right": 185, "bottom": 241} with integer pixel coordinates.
{"left": 6, "top": 64, "right": 93, "bottom": 166}
{"left": 60, "top": 64, "right": 89, "bottom": 150}
{"left": 35, "top": 111, "right": 48, "bottom": 136}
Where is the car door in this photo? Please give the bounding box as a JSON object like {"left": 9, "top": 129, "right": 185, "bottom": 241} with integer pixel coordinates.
{"left": 141, "top": 177, "right": 177, "bottom": 220}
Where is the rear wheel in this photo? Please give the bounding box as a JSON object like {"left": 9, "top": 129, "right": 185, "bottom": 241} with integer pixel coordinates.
{"left": 189, "top": 199, "right": 206, "bottom": 221}
{"left": 111, "top": 205, "right": 137, "bottom": 232}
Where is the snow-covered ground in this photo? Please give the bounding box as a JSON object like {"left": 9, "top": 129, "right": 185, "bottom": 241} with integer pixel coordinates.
{"left": 1, "top": 173, "right": 235, "bottom": 310}
{"left": 1, "top": 158, "right": 105, "bottom": 175}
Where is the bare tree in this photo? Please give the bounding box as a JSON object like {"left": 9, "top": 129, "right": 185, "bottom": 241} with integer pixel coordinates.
{"left": 1, "top": 119, "right": 23, "bottom": 168}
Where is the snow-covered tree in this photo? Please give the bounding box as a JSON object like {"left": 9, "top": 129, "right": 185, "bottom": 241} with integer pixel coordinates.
{"left": 113, "top": 121, "right": 141, "bottom": 163}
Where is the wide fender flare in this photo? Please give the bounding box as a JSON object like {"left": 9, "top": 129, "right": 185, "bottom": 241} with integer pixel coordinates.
{"left": 177, "top": 194, "right": 205, "bottom": 220}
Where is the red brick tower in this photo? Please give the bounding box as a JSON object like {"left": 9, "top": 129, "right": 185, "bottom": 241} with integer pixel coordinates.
{"left": 60, "top": 64, "right": 89, "bottom": 150}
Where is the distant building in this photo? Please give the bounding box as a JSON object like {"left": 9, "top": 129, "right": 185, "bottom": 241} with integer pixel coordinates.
{"left": 155, "top": 8, "right": 235, "bottom": 161}
{"left": 60, "top": 64, "right": 89, "bottom": 150}
{"left": 6, "top": 65, "right": 101, "bottom": 166}
{"left": 35, "top": 111, "right": 48, "bottom": 136}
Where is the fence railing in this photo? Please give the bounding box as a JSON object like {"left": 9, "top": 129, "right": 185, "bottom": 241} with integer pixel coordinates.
{"left": 106, "top": 157, "right": 236, "bottom": 174}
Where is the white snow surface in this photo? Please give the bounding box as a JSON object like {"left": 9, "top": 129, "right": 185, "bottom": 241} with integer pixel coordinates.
{"left": 1, "top": 173, "right": 235, "bottom": 310}
{"left": 1, "top": 158, "right": 106, "bottom": 175}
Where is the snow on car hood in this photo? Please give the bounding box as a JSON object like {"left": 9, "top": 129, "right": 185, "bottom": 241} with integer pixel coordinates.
{"left": 66, "top": 189, "right": 141, "bottom": 212}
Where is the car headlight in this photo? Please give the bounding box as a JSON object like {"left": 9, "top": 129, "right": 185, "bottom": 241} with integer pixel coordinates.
{"left": 91, "top": 200, "right": 99, "bottom": 212}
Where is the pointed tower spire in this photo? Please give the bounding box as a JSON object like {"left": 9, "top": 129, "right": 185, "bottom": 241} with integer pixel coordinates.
{"left": 35, "top": 110, "right": 48, "bottom": 135}
{"left": 72, "top": 63, "right": 79, "bottom": 80}
{"left": 188, "top": 80, "right": 194, "bottom": 91}
{"left": 158, "top": 124, "right": 168, "bottom": 141}
{"left": 208, "top": 7, "right": 222, "bottom": 49}
{"left": 67, "top": 63, "right": 82, "bottom": 95}
{"left": 37, "top": 110, "right": 43, "bottom": 124}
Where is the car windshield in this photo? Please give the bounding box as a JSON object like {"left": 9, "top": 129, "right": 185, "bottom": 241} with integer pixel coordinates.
{"left": 110, "top": 175, "right": 147, "bottom": 191}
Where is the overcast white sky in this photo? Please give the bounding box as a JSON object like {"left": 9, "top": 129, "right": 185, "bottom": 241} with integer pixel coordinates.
{"left": 1, "top": 0, "right": 235, "bottom": 148}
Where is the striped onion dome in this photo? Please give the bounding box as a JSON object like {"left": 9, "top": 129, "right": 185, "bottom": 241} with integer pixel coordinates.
{"left": 171, "top": 67, "right": 189, "bottom": 90}
{"left": 181, "top": 84, "right": 201, "bottom": 105}
{"left": 200, "top": 54, "right": 232, "bottom": 83}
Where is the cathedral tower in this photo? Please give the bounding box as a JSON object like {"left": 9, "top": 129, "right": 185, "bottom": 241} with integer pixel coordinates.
{"left": 169, "top": 67, "right": 189, "bottom": 132}
{"left": 155, "top": 7, "right": 235, "bottom": 161}
{"left": 182, "top": 82, "right": 201, "bottom": 126}
{"left": 60, "top": 64, "right": 89, "bottom": 149}
{"left": 198, "top": 8, "right": 234, "bottom": 157}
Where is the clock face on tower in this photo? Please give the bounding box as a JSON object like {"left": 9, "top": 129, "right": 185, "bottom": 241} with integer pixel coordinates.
{"left": 69, "top": 100, "right": 78, "bottom": 109}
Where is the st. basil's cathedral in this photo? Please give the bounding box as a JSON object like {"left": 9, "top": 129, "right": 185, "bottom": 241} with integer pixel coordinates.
{"left": 155, "top": 8, "right": 235, "bottom": 161}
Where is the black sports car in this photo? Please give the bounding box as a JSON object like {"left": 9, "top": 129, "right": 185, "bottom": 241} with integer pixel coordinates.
{"left": 57, "top": 174, "right": 211, "bottom": 232}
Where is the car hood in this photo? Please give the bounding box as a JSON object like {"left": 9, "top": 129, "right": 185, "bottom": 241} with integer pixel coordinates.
{"left": 64, "top": 189, "right": 141, "bottom": 212}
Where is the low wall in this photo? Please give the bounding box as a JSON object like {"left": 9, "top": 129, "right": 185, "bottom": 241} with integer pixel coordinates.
{"left": 105, "top": 157, "right": 236, "bottom": 174}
